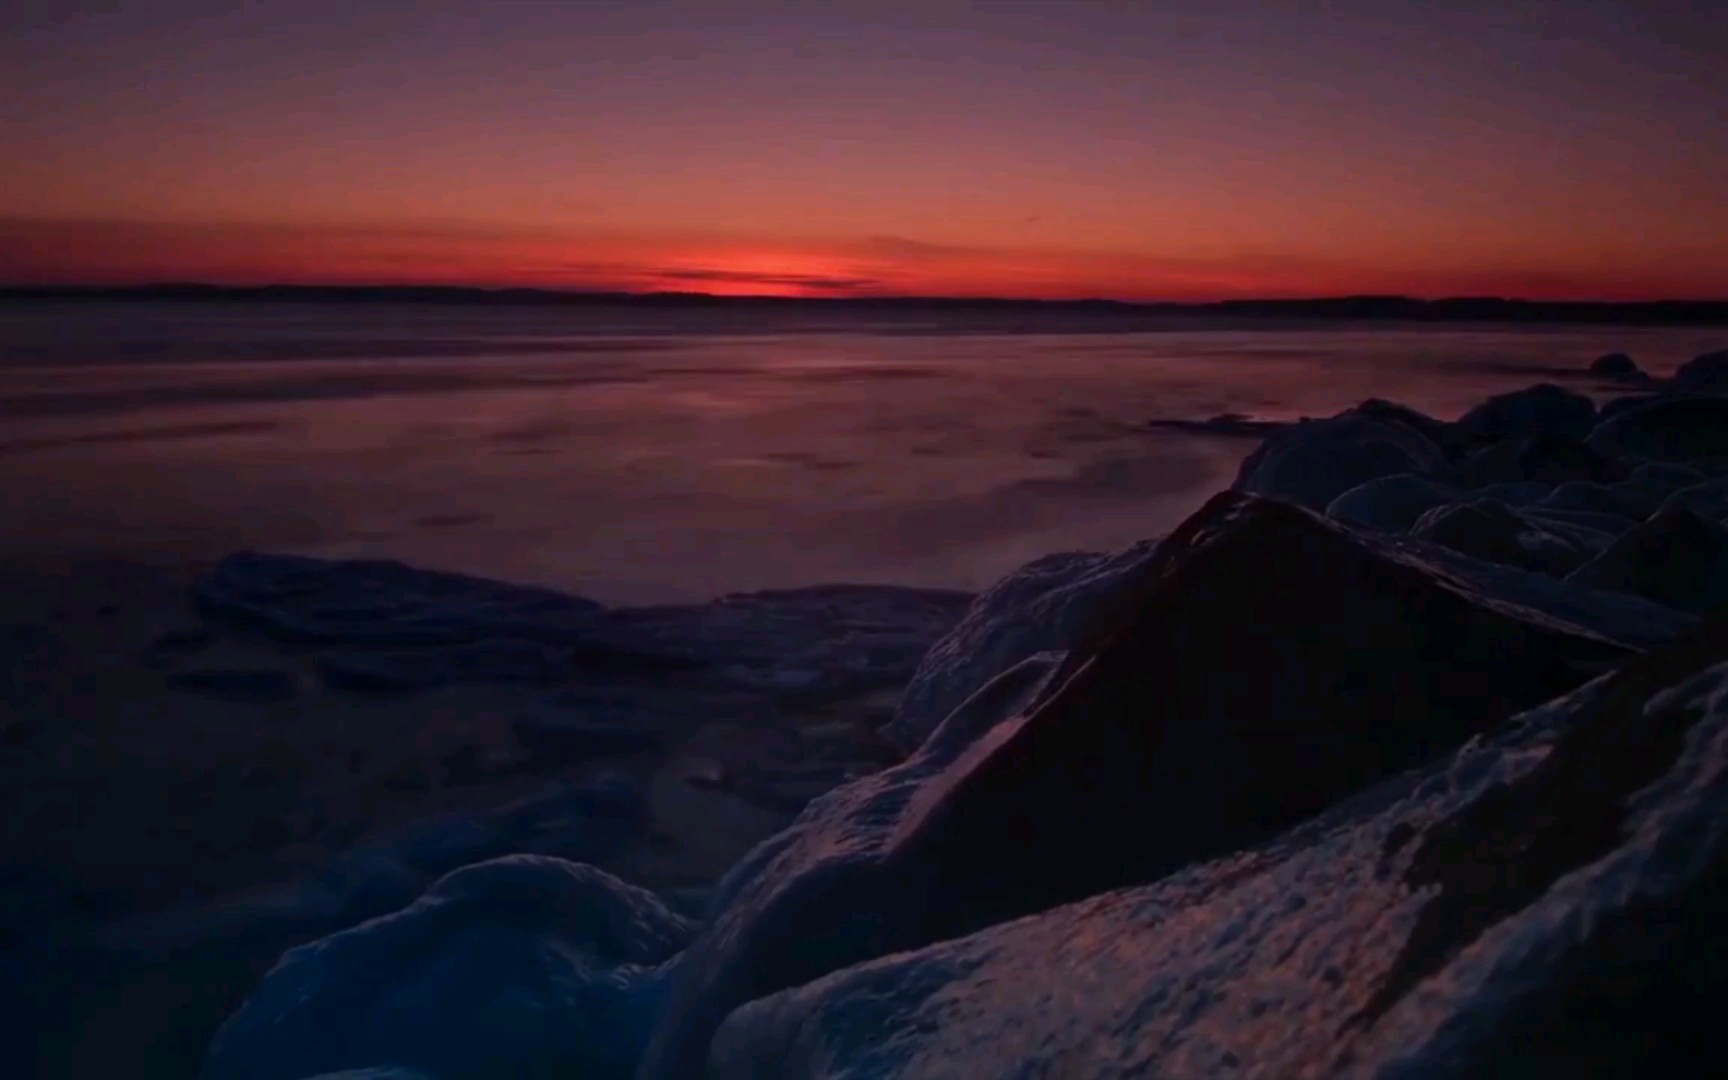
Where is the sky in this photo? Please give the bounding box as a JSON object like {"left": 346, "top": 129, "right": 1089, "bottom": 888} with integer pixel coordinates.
{"left": 2, "top": 0, "right": 1726, "bottom": 300}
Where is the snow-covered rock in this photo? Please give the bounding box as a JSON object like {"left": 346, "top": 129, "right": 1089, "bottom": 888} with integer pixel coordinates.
{"left": 707, "top": 629, "right": 1728, "bottom": 1079}
{"left": 889, "top": 541, "right": 1159, "bottom": 750}
{"left": 637, "top": 493, "right": 1638, "bottom": 1079}
{"left": 1325, "top": 474, "right": 1459, "bottom": 532}
{"left": 1456, "top": 383, "right": 1596, "bottom": 442}
{"left": 205, "top": 857, "right": 693, "bottom": 1080}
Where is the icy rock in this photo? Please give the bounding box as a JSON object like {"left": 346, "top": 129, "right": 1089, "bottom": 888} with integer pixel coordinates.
{"left": 707, "top": 629, "right": 1728, "bottom": 1079}
{"left": 205, "top": 856, "right": 693, "bottom": 1080}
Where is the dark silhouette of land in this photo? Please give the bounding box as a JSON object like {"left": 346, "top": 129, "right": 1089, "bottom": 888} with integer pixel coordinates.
{"left": 4, "top": 284, "right": 1728, "bottom": 325}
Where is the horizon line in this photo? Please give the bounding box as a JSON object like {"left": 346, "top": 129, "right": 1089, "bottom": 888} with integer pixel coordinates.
{"left": 5, "top": 282, "right": 1728, "bottom": 309}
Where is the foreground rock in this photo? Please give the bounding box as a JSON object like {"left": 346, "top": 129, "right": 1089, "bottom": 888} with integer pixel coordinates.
{"left": 708, "top": 620, "right": 1728, "bottom": 1079}
{"left": 889, "top": 540, "right": 1160, "bottom": 750}
{"left": 205, "top": 857, "right": 693, "bottom": 1080}
{"left": 638, "top": 492, "right": 1641, "bottom": 1078}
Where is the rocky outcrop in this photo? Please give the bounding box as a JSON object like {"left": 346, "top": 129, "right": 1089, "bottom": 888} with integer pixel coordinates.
{"left": 1456, "top": 383, "right": 1596, "bottom": 442}
{"left": 204, "top": 857, "right": 692, "bottom": 1080}
{"left": 637, "top": 492, "right": 1637, "bottom": 1079}
{"left": 706, "top": 622, "right": 1728, "bottom": 1079}
{"left": 889, "top": 541, "right": 1160, "bottom": 750}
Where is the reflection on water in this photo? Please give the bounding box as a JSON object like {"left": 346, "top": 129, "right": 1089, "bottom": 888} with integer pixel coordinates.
{"left": 0, "top": 302, "right": 1722, "bottom": 603}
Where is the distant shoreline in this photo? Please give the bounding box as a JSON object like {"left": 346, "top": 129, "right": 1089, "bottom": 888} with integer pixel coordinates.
{"left": 4, "top": 284, "right": 1728, "bottom": 325}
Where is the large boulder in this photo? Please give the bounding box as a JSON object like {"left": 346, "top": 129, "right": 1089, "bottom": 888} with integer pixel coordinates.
{"left": 1567, "top": 506, "right": 1728, "bottom": 614}
{"left": 637, "top": 493, "right": 1640, "bottom": 1079}
{"left": 1412, "top": 500, "right": 1591, "bottom": 577}
{"left": 1588, "top": 396, "right": 1728, "bottom": 462}
{"left": 1456, "top": 383, "right": 1596, "bottom": 442}
{"left": 889, "top": 541, "right": 1160, "bottom": 751}
{"left": 1325, "top": 473, "right": 1460, "bottom": 532}
{"left": 1232, "top": 414, "right": 1448, "bottom": 511}
{"left": 1670, "top": 347, "right": 1728, "bottom": 394}
{"left": 706, "top": 624, "right": 1728, "bottom": 1079}
{"left": 205, "top": 857, "right": 693, "bottom": 1080}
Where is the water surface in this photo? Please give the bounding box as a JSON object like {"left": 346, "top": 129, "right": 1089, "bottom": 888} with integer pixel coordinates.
{"left": 1, "top": 302, "right": 1720, "bottom": 602}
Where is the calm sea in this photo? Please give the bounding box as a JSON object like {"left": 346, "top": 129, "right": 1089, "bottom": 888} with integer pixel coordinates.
{"left": 1, "top": 301, "right": 1722, "bottom": 603}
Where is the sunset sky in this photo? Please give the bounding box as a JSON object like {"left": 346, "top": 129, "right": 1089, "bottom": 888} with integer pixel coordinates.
{"left": 3, "top": 0, "right": 1726, "bottom": 300}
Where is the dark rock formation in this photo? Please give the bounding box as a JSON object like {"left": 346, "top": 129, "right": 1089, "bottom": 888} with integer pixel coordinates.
{"left": 205, "top": 857, "right": 693, "bottom": 1080}
{"left": 1456, "top": 383, "right": 1596, "bottom": 442}
{"left": 637, "top": 492, "right": 1637, "bottom": 1079}
{"left": 1567, "top": 506, "right": 1728, "bottom": 614}
{"left": 1588, "top": 396, "right": 1728, "bottom": 462}
{"left": 1413, "top": 500, "right": 1591, "bottom": 576}
{"left": 706, "top": 623, "right": 1728, "bottom": 1079}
